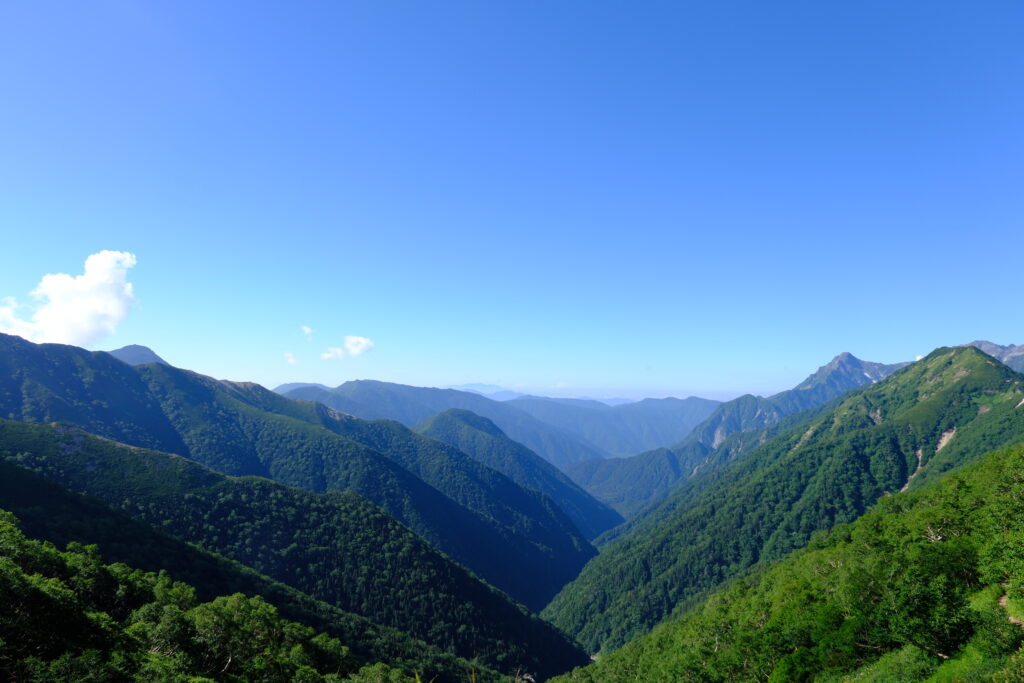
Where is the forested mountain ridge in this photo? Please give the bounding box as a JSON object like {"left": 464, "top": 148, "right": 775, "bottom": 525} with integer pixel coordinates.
{"left": 544, "top": 346, "right": 1024, "bottom": 653}
{"left": 0, "top": 418, "right": 591, "bottom": 679}
{"left": 0, "top": 333, "right": 592, "bottom": 610}
{"left": 0, "top": 457, "right": 478, "bottom": 681}
{"left": 281, "top": 380, "right": 610, "bottom": 466}
{"left": 555, "top": 438, "right": 1024, "bottom": 682}
{"left": 415, "top": 408, "right": 623, "bottom": 539}
{"left": 503, "top": 395, "right": 721, "bottom": 458}
{"left": 564, "top": 352, "right": 906, "bottom": 518}
{"left": 0, "top": 506, "right": 416, "bottom": 682}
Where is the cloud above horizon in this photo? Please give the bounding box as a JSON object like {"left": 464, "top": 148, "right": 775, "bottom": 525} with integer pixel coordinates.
{"left": 321, "top": 346, "right": 346, "bottom": 360}
{"left": 0, "top": 250, "right": 137, "bottom": 348}
{"left": 320, "top": 336, "right": 375, "bottom": 361}
{"left": 284, "top": 352, "right": 298, "bottom": 365}
{"left": 301, "top": 325, "right": 313, "bottom": 341}
{"left": 344, "top": 335, "right": 374, "bottom": 356}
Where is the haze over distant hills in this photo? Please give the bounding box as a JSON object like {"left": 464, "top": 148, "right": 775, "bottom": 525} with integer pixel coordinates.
{"left": 564, "top": 351, "right": 909, "bottom": 518}
{"left": 0, "top": 333, "right": 594, "bottom": 612}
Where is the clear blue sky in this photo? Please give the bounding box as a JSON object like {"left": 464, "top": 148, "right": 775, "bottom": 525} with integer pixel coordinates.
{"left": 1, "top": 1, "right": 1022, "bottom": 399}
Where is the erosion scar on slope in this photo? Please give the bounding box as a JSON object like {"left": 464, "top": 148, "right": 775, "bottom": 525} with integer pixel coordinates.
{"left": 900, "top": 448, "right": 924, "bottom": 493}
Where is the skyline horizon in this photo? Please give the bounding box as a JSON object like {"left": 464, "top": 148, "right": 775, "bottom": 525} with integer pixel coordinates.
{"left": 94, "top": 336, "right": 1007, "bottom": 404}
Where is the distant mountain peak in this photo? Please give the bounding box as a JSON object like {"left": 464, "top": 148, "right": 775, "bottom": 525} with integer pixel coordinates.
{"left": 106, "top": 344, "right": 168, "bottom": 366}
{"left": 963, "top": 341, "right": 1024, "bottom": 373}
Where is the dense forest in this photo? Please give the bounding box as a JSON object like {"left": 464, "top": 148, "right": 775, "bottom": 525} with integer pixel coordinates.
{"left": 0, "top": 458, "right": 481, "bottom": 681}
{"left": 0, "top": 507, "right": 413, "bottom": 682}
{"left": 0, "top": 418, "right": 589, "bottom": 680}
{"left": 555, "top": 439, "right": 1024, "bottom": 681}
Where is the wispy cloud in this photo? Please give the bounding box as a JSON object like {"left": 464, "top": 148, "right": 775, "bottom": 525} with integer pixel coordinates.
{"left": 344, "top": 335, "right": 375, "bottom": 356}
{"left": 0, "top": 250, "right": 137, "bottom": 347}
{"left": 320, "top": 336, "right": 375, "bottom": 361}
{"left": 321, "top": 347, "right": 345, "bottom": 360}
{"left": 284, "top": 352, "right": 298, "bottom": 365}
{"left": 300, "top": 325, "right": 313, "bottom": 341}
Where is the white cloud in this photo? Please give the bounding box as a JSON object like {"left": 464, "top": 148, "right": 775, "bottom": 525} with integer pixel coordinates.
{"left": 344, "top": 335, "right": 374, "bottom": 356}
{"left": 0, "top": 250, "right": 137, "bottom": 348}
{"left": 300, "top": 325, "right": 313, "bottom": 341}
{"left": 553, "top": 381, "right": 570, "bottom": 389}
{"left": 915, "top": 355, "right": 924, "bottom": 361}
{"left": 284, "top": 352, "right": 298, "bottom": 365}
{"left": 321, "top": 347, "right": 345, "bottom": 360}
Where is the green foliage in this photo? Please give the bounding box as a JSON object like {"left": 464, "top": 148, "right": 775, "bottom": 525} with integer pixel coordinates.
{"left": 552, "top": 439, "right": 1024, "bottom": 681}
{"left": 0, "top": 419, "right": 589, "bottom": 680}
{"left": 0, "top": 456, "right": 480, "bottom": 682}
{"left": 416, "top": 409, "right": 623, "bottom": 539}
{"left": 0, "top": 511, "right": 381, "bottom": 682}
{"left": 545, "top": 347, "right": 1024, "bottom": 653}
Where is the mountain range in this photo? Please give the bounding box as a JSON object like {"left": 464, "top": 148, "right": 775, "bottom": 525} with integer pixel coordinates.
{"left": 7, "top": 334, "right": 1024, "bottom": 680}
{"left": 544, "top": 346, "right": 1024, "bottom": 653}
{"left": 563, "top": 351, "right": 908, "bottom": 518}
{"left": 0, "top": 333, "right": 600, "bottom": 612}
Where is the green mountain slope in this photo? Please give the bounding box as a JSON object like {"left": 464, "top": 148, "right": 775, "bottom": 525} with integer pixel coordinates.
{"left": 504, "top": 395, "right": 721, "bottom": 458}
{"left": 543, "top": 347, "right": 1024, "bottom": 653}
{"left": 562, "top": 443, "right": 709, "bottom": 520}
{"left": 554, "top": 439, "right": 1024, "bottom": 682}
{"left": 415, "top": 409, "right": 623, "bottom": 539}
{"left": 0, "top": 458, "right": 476, "bottom": 681}
{"left": 0, "top": 333, "right": 590, "bottom": 610}
{"left": 564, "top": 352, "right": 905, "bottom": 518}
{"left": 0, "top": 418, "right": 590, "bottom": 679}
{"left": 283, "top": 380, "right": 610, "bottom": 466}
{"left": 0, "top": 507, "right": 410, "bottom": 682}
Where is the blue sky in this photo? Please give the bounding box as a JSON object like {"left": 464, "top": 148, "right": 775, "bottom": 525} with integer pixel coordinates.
{"left": 1, "top": 1, "right": 1022, "bottom": 399}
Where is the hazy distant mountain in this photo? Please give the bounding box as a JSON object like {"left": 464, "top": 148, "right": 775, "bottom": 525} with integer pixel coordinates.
{"left": 106, "top": 344, "right": 168, "bottom": 366}
{"left": 272, "top": 381, "right": 331, "bottom": 394}
{"left": 447, "top": 383, "right": 514, "bottom": 395}
{"left": 282, "top": 380, "right": 610, "bottom": 467}
{"left": 965, "top": 340, "right": 1024, "bottom": 372}
{"left": 546, "top": 346, "right": 1024, "bottom": 653}
{"left": 507, "top": 395, "right": 721, "bottom": 458}
{"left": 687, "top": 352, "right": 909, "bottom": 449}
{"left": 565, "top": 352, "right": 908, "bottom": 517}
{"left": 416, "top": 409, "right": 624, "bottom": 538}
{"left": 0, "top": 333, "right": 593, "bottom": 610}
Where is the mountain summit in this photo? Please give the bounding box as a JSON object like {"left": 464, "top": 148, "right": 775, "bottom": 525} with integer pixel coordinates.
{"left": 106, "top": 344, "right": 168, "bottom": 366}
